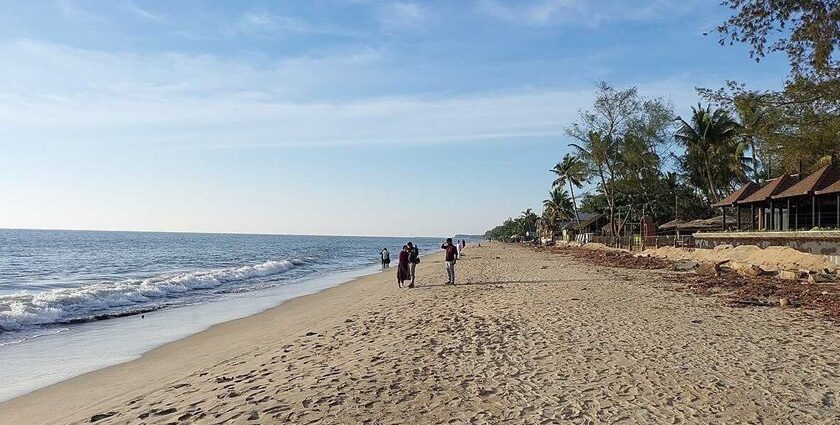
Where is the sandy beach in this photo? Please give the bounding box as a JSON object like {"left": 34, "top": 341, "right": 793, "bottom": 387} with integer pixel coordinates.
{"left": 2, "top": 242, "right": 839, "bottom": 424}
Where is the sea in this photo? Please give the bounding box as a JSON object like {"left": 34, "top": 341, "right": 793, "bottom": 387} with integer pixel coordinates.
{"left": 0, "top": 229, "right": 445, "bottom": 401}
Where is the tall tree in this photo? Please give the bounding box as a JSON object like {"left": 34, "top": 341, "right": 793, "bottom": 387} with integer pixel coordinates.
{"left": 674, "top": 104, "right": 743, "bottom": 203}
{"left": 550, "top": 153, "right": 587, "bottom": 225}
{"left": 542, "top": 187, "right": 574, "bottom": 234}
{"left": 567, "top": 82, "right": 674, "bottom": 235}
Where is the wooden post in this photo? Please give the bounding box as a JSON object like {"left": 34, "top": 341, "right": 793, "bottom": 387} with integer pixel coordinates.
{"left": 769, "top": 200, "right": 774, "bottom": 230}
{"left": 813, "top": 195, "right": 817, "bottom": 228}
{"left": 750, "top": 203, "right": 755, "bottom": 231}
{"left": 817, "top": 195, "right": 822, "bottom": 227}
{"left": 787, "top": 198, "right": 791, "bottom": 231}
{"left": 722, "top": 206, "right": 727, "bottom": 232}
{"left": 735, "top": 204, "right": 741, "bottom": 231}
{"left": 794, "top": 198, "right": 799, "bottom": 230}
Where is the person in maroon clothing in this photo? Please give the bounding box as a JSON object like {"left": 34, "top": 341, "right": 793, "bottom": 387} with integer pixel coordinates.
{"left": 397, "top": 245, "right": 411, "bottom": 288}
{"left": 441, "top": 238, "right": 458, "bottom": 284}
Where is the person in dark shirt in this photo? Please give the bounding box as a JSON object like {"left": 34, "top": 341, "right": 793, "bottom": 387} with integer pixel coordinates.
{"left": 407, "top": 242, "right": 420, "bottom": 288}
{"left": 397, "top": 245, "right": 411, "bottom": 287}
{"left": 441, "top": 238, "right": 458, "bottom": 284}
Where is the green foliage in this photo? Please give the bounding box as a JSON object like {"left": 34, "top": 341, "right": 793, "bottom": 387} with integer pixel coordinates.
{"left": 674, "top": 103, "right": 748, "bottom": 203}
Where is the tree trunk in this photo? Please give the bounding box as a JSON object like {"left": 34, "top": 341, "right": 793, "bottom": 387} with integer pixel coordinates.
{"left": 703, "top": 150, "right": 719, "bottom": 204}
{"left": 569, "top": 180, "right": 580, "bottom": 225}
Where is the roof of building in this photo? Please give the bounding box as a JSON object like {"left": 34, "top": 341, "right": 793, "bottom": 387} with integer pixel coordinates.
{"left": 772, "top": 164, "right": 840, "bottom": 199}
{"left": 658, "top": 215, "right": 735, "bottom": 231}
{"left": 711, "top": 181, "right": 761, "bottom": 207}
{"left": 739, "top": 174, "right": 800, "bottom": 204}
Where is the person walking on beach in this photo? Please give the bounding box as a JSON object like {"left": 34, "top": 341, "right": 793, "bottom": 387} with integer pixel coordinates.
{"left": 441, "top": 238, "right": 458, "bottom": 285}
{"left": 407, "top": 242, "right": 420, "bottom": 288}
{"left": 380, "top": 248, "right": 390, "bottom": 268}
{"left": 397, "top": 245, "right": 411, "bottom": 288}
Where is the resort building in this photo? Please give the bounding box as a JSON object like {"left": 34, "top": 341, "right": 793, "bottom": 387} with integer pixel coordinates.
{"left": 700, "top": 163, "right": 840, "bottom": 262}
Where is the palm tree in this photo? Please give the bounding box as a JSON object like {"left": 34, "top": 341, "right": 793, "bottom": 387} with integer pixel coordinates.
{"left": 550, "top": 154, "right": 588, "bottom": 225}
{"left": 674, "top": 104, "right": 741, "bottom": 204}
{"left": 570, "top": 131, "right": 618, "bottom": 234}
{"left": 519, "top": 208, "right": 539, "bottom": 240}
{"left": 543, "top": 188, "right": 574, "bottom": 219}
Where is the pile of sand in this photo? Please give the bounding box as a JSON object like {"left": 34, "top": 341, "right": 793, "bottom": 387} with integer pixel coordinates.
{"left": 642, "top": 244, "right": 838, "bottom": 273}
{"left": 579, "top": 242, "right": 625, "bottom": 253}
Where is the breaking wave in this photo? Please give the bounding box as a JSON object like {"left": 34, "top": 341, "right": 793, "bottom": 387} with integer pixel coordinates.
{"left": 0, "top": 259, "right": 305, "bottom": 332}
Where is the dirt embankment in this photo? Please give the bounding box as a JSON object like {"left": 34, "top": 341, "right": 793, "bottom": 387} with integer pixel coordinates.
{"left": 642, "top": 244, "right": 838, "bottom": 273}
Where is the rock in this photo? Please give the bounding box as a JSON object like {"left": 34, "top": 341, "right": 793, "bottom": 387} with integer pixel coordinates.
{"left": 731, "top": 262, "right": 769, "bottom": 277}
{"left": 808, "top": 273, "right": 837, "bottom": 284}
{"left": 695, "top": 262, "right": 721, "bottom": 277}
{"left": 674, "top": 260, "right": 699, "bottom": 271}
{"left": 779, "top": 297, "right": 790, "bottom": 307}
{"left": 778, "top": 270, "right": 800, "bottom": 281}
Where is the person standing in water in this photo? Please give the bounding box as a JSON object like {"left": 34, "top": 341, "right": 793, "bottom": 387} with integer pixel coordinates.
{"left": 407, "top": 242, "right": 420, "bottom": 288}
{"left": 441, "top": 238, "right": 458, "bottom": 285}
{"left": 380, "top": 248, "right": 390, "bottom": 268}
{"left": 397, "top": 245, "right": 411, "bottom": 288}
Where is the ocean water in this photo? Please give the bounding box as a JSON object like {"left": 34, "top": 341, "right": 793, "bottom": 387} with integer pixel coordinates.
{"left": 0, "top": 229, "right": 444, "bottom": 400}
{"left": 0, "top": 229, "right": 441, "bottom": 344}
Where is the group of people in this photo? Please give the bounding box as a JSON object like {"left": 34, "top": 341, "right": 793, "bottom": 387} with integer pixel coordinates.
{"left": 379, "top": 238, "right": 466, "bottom": 288}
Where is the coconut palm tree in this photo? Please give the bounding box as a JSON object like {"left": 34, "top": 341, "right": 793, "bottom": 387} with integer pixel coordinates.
{"left": 519, "top": 208, "right": 539, "bottom": 240}
{"left": 674, "top": 104, "right": 741, "bottom": 204}
{"left": 550, "top": 154, "right": 588, "bottom": 226}
{"left": 569, "top": 131, "right": 618, "bottom": 234}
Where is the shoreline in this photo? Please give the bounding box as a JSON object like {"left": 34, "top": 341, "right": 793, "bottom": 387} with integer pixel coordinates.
{"left": 3, "top": 243, "right": 838, "bottom": 424}
{"left": 0, "top": 252, "right": 442, "bottom": 415}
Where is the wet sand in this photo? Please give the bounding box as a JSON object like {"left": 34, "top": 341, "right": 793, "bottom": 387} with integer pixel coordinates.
{"left": 1, "top": 242, "right": 839, "bottom": 424}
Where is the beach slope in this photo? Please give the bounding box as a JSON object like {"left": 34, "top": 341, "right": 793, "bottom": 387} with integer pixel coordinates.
{"left": 1, "top": 243, "right": 839, "bottom": 423}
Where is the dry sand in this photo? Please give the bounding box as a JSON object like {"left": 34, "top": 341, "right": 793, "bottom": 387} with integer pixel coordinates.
{"left": 642, "top": 244, "right": 839, "bottom": 273}
{"left": 1, "top": 242, "right": 839, "bottom": 424}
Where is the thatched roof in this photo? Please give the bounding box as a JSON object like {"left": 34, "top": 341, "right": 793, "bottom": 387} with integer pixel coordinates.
{"left": 657, "top": 215, "right": 735, "bottom": 231}
{"left": 774, "top": 163, "right": 840, "bottom": 199}
{"left": 740, "top": 174, "right": 799, "bottom": 204}
{"left": 711, "top": 181, "right": 760, "bottom": 207}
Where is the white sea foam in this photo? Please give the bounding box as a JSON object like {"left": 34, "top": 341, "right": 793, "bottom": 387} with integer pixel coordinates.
{"left": 0, "top": 259, "right": 303, "bottom": 332}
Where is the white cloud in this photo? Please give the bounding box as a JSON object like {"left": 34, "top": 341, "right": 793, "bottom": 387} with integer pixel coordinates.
{"left": 0, "top": 39, "right": 701, "bottom": 151}
{"left": 125, "top": 1, "right": 166, "bottom": 22}
{"left": 225, "top": 10, "right": 357, "bottom": 37}
{"left": 477, "top": 0, "right": 702, "bottom": 27}
{"left": 375, "top": 2, "right": 427, "bottom": 30}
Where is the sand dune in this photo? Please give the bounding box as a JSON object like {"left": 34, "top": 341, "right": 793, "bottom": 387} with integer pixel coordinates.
{"left": 1, "top": 243, "right": 839, "bottom": 424}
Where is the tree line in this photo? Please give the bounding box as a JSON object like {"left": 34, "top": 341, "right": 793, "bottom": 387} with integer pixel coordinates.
{"left": 487, "top": 1, "right": 840, "bottom": 242}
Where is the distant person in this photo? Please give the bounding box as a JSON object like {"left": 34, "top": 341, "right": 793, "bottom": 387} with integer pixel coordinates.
{"left": 397, "top": 245, "right": 411, "bottom": 288}
{"left": 441, "top": 238, "right": 458, "bottom": 285}
{"left": 407, "top": 242, "right": 420, "bottom": 288}
{"left": 380, "top": 248, "right": 390, "bottom": 268}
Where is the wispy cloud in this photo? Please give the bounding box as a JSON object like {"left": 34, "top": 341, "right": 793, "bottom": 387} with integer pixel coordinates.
{"left": 225, "top": 10, "right": 357, "bottom": 38}
{"left": 375, "top": 2, "right": 428, "bottom": 30}
{"left": 125, "top": 1, "right": 166, "bottom": 22}
{"left": 476, "top": 0, "right": 701, "bottom": 27}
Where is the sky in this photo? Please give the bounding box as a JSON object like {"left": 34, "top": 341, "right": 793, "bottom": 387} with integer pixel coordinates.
{"left": 0, "top": 0, "right": 790, "bottom": 237}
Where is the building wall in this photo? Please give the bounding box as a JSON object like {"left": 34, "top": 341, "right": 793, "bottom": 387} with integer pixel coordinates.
{"left": 693, "top": 231, "right": 840, "bottom": 264}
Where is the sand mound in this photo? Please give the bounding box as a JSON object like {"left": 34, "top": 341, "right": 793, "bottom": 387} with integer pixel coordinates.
{"left": 643, "top": 244, "right": 838, "bottom": 273}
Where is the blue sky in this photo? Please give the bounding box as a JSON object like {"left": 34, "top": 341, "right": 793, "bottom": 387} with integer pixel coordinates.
{"left": 0, "top": 0, "right": 789, "bottom": 236}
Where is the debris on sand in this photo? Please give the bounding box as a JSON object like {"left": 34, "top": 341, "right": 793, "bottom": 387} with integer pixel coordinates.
{"left": 547, "top": 244, "right": 840, "bottom": 321}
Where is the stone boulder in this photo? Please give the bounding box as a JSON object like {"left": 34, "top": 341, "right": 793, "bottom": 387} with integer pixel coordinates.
{"left": 808, "top": 273, "right": 838, "bottom": 284}
{"left": 695, "top": 262, "right": 721, "bottom": 277}
{"left": 777, "top": 270, "right": 802, "bottom": 281}
{"left": 730, "top": 262, "right": 770, "bottom": 277}
{"left": 674, "top": 260, "right": 699, "bottom": 272}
